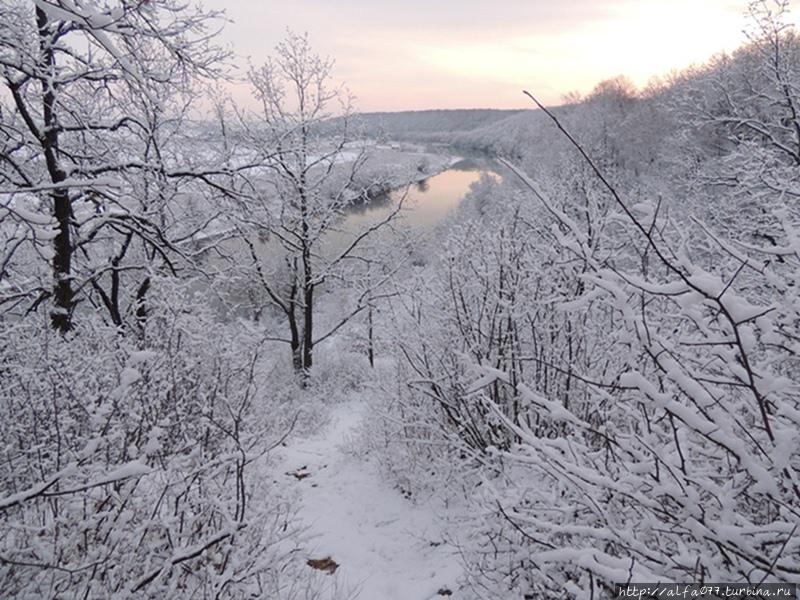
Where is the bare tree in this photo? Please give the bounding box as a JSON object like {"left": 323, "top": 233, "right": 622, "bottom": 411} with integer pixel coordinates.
{"left": 0, "top": 0, "right": 228, "bottom": 331}
{"left": 236, "top": 31, "right": 401, "bottom": 378}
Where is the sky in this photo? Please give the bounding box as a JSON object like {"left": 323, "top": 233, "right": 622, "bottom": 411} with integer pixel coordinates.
{"left": 206, "top": 0, "right": 798, "bottom": 112}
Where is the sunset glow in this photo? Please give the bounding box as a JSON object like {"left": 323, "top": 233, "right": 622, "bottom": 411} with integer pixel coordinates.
{"left": 209, "top": 0, "right": 800, "bottom": 110}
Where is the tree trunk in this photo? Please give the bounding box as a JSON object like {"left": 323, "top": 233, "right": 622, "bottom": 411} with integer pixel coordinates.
{"left": 51, "top": 188, "right": 72, "bottom": 332}
{"left": 135, "top": 277, "right": 150, "bottom": 338}
{"left": 36, "top": 7, "right": 73, "bottom": 332}
{"left": 367, "top": 304, "right": 374, "bottom": 368}
{"left": 300, "top": 192, "right": 313, "bottom": 379}
{"left": 288, "top": 306, "right": 303, "bottom": 373}
{"left": 302, "top": 282, "right": 313, "bottom": 375}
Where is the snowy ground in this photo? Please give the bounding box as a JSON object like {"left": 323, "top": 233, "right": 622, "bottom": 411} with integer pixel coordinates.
{"left": 274, "top": 400, "right": 463, "bottom": 600}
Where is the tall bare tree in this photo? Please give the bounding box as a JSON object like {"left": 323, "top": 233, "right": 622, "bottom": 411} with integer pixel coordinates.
{"left": 236, "top": 31, "right": 401, "bottom": 377}
{"left": 0, "top": 0, "right": 228, "bottom": 331}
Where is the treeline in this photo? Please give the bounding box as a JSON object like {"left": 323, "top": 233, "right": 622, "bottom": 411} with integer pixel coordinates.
{"left": 352, "top": 108, "right": 529, "bottom": 140}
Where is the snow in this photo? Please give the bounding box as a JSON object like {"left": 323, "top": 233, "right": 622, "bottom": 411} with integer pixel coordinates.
{"left": 93, "top": 461, "right": 151, "bottom": 486}
{"left": 274, "top": 400, "right": 462, "bottom": 600}
{"left": 0, "top": 461, "right": 149, "bottom": 510}
{"left": 0, "top": 463, "right": 78, "bottom": 510}
{"left": 128, "top": 350, "right": 157, "bottom": 365}
{"left": 3, "top": 1, "right": 799, "bottom": 591}
{"left": 2, "top": 205, "right": 54, "bottom": 226}
{"left": 119, "top": 367, "right": 141, "bottom": 387}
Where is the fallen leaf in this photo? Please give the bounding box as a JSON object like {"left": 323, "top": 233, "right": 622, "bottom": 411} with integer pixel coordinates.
{"left": 307, "top": 556, "right": 339, "bottom": 574}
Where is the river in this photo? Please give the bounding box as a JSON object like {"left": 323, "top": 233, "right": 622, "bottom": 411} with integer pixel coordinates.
{"left": 205, "top": 154, "right": 501, "bottom": 318}
{"left": 343, "top": 157, "right": 501, "bottom": 234}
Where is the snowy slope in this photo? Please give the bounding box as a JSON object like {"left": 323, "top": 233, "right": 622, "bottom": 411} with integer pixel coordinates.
{"left": 275, "top": 400, "right": 463, "bottom": 600}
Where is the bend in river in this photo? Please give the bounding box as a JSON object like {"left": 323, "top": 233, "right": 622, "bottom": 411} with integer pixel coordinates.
{"left": 344, "top": 156, "right": 502, "bottom": 234}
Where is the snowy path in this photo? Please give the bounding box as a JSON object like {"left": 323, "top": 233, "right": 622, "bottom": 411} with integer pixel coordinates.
{"left": 276, "top": 400, "right": 462, "bottom": 600}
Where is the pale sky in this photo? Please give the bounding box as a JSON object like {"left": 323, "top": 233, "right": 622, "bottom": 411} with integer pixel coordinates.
{"left": 206, "top": 0, "right": 797, "bottom": 111}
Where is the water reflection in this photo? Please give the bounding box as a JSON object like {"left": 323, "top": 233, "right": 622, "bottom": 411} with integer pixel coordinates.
{"left": 344, "top": 159, "right": 501, "bottom": 233}
{"left": 202, "top": 156, "right": 501, "bottom": 319}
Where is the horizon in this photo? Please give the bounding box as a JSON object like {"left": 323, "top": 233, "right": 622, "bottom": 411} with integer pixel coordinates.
{"left": 207, "top": 0, "right": 800, "bottom": 112}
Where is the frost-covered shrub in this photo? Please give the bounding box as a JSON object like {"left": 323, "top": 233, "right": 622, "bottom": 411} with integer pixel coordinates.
{"left": 361, "top": 356, "right": 470, "bottom": 501}
{"left": 364, "top": 176, "right": 615, "bottom": 506}
{"left": 307, "top": 342, "right": 373, "bottom": 403}
{"left": 454, "top": 110, "right": 800, "bottom": 597}
{"left": 372, "top": 8, "right": 800, "bottom": 591}
{"left": 456, "top": 191, "right": 800, "bottom": 597}
{"left": 0, "top": 286, "right": 320, "bottom": 599}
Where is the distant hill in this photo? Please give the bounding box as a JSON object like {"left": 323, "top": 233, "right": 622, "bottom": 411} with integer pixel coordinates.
{"left": 353, "top": 109, "right": 530, "bottom": 139}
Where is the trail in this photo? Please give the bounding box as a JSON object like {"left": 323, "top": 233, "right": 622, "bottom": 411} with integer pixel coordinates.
{"left": 276, "top": 400, "right": 462, "bottom": 600}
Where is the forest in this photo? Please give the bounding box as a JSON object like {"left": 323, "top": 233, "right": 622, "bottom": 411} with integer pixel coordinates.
{"left": 1, "top": 0, "right": 799, "bottom": 598}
